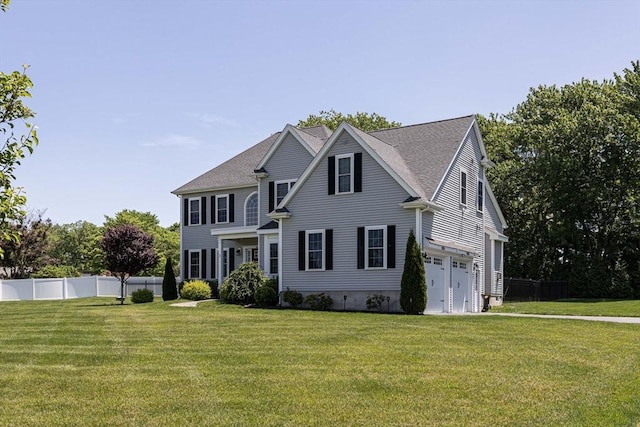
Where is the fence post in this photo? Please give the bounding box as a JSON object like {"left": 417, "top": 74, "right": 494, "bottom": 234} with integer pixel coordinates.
{"left": 0, "top": 279, "right": 2, "bottom": 301}
{"left": 95, "top": 276, "right": 99, "bottom": 297}
{"left": 62, "top": 277, "right": 67, "bottom": 300}
{"left": 32, "top": 278, "right": 36, "bottom": 301}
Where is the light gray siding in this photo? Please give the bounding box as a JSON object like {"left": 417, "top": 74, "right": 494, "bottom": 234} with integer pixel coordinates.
{"left": 180, "top": 187, "right": 257, "bottom": 280}
{"left": 281, "top": 131, "right": 415, "bottom": 292}
{"left": 486, "top": 191, "right": 504, "bottom": 234}
{"left": 258, "top": 133, "right": 315, "bottom": 227}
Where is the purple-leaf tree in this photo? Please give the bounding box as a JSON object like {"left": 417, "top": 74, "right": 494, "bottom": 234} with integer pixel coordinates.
{"left": 101, "top": 224, "right": 159, "bottom": 304}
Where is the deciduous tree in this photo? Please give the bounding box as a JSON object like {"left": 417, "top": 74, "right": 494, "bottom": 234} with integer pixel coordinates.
{"left": 101, "top": 224, "right": 159, "bottom": 304}
{"left": 0, "top": 210, "right": 52, "bottom": 278}
{"left": 298, "top": 109, "right": 400, "bottom": 132}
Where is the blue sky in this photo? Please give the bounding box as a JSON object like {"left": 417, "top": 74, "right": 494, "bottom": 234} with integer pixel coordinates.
{"left": 1, "top": 0, "right": 638, "bottom": 227}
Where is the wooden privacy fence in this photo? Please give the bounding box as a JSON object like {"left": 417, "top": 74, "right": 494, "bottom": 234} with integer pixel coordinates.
{"left": 503, "top": 278, "right": 570, "bottom": 302}
{"left": 0, "top": 276, "right": 173, "bottom": 302}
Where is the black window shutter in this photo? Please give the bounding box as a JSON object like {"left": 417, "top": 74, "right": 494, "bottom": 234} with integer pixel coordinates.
{"left": 183, "top": 249, "right": 189, "bottom": 279}
{"left": 387, "top": 225, "right": 396, "bottom": 269}
{"left": 211, "top": 196, "right": 216, "bottom": 224}
{"left": 268, "top": 182, "right": 275, "bottom": 212}
{"left": 201, "top": 249, "right": 207, "bottom": 278}
{"left": 357, "top": 227, "right": 365, "bottom": 269}
{"left": 354, "top": 153, "right": 362, "bottom": 193}
{"left": 211, "top": 248, "right": 216, "bottom": 278}
{"left": 325, "top": 229, "right": 333, "bottom": 270}
{"left": 201, "top": 196, "right": 207, "bottom": 225}
{"left": 183, "top": 198, "right": 189, "bottom": 226}
{"left": 298, "top": 230, "right": 305, "bottom": 270}
{"left": 229, "top": 194, "right": 235, "bottom": 223}
{"left": 229, "top": 248, "right": 235, "bottom": 272}
{"left": 328, "top": 156, "right": 335, "bottom": 195}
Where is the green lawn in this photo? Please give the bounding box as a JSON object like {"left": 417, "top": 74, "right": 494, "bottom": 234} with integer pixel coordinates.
{"left": 1, "top": 298, "right": 639, "bottom": 426}
{"left": 495, "top": 299, "right": 640, "bottom": 317}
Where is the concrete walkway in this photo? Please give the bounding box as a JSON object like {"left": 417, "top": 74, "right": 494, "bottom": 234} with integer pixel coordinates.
{"left": 483, "top": 312, "right": 640, "bottom": 324}
{"left": 170, "top": 299, "right": 214, "bottom": 307}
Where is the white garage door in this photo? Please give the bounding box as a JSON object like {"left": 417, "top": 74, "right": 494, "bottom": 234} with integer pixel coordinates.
{"left": 451, "top": 259, "right": 469, "bottom": 313}
{"left": 425, "top": 256, "right": 445, "bottom": 313}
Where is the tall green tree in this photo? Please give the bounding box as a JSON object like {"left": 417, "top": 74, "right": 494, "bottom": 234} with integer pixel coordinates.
{"left": 400, "top": 229, "right": 426, "bottom": 314}
{"left": 479, "top": 61, "right": 640, "bottom": 298}
{"left": 297, "top": 109, "right": 401, "bottom": 132}
{"left": 48, "top": 221, "right": 103, "bottom": 274}
{"left": 103, "top": 210, "right": 179, "bottom": 276}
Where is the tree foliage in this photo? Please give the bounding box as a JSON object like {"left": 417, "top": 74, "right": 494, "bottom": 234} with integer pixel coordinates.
{"left": 479, "top": 61, "right": 640, "bottom": 298}
{"left": 101, "top": 224, "right": 159, "bottom": 304}
{"left": 400, "top": 229, "right": 427, "bottom": 314}
{"left": 297, "top": 109, "right": 401, "bottom": 132}
{"left": 0, "top": 65, "right": 38, "bottom": 256}
{"left": 103, "top": 210, "right": 179, "bottom": 276}
{"left": 0, "top": 210, "right": 52, "bottom": 278}
{"left": 48, "top": 221, "right": 103, "bottom": 274}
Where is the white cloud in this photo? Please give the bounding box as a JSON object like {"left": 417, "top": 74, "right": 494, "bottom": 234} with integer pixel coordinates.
{"left": 141, "top": 134, "right": 203, "bottom": 150}
{"left": 185, "top": 112, "right": 238, "bottom": 128}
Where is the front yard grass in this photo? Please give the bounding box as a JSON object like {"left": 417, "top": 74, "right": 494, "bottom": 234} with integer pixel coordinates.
{"left": 0, "top": 298, "right": 639, "bottom": 426}
{"left": 495, "top": 299, "right": 640, "bottom": 317}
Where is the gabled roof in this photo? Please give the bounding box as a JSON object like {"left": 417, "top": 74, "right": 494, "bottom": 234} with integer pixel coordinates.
{"left": 370, "top": 115, "right": 476, "bottom": 200}
{"left": 172, "top": 133, "right": 280, "bottom": 195}
{"left": 255, "top": 125, "right": 324, "bottom": 171}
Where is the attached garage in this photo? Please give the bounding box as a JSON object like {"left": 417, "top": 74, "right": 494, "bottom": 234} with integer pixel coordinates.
{"left": 424, "top": 255, "right": 473, "bottom": 313}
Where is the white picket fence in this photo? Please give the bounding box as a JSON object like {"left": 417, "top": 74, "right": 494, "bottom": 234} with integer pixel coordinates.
{"left": 0, "top": 276, "right": 176, "bottom": 301}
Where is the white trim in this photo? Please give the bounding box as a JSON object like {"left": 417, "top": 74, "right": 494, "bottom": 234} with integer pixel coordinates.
{"left": 216, "top": 194, "right": 230, "bottom": 224}
{"left": 278, "top": 221, "right": 283, "bottom": 293}
{"left": 187, "top": 197, "right": 201, "bottom": 226}
{"left": 280, "top": 123, "right": 420, "bottom": 208}
{"left": 244, "top": 191, "right": 258, "bottom": 227}
{"left": 485, "top": 227, "right": 509, "bottom": 242}
{"left": 305, "top": 229, "right": 325, "bottom": 271}
{"left": 365, "top": 225, "right": 387, "bottom": 270}
{"left": 173, "top": 183, "right": 256, "bottom": 196}
{"left": 242, "top": 245, "right": 258, "bottom": 263}
{"left": 210, "top": 226, "right": 257, "bottom": 239}
{"left": 335, "top": 153, "right": 354, "bottom": 195}
{"left": 217, "top": 239, "right": 223, "bottom": 285}
{"left": 432, "top": 120, "right": 474, "bottom": 201}
{"left": 256, "top": 125, "right": 317, "bottom": 170}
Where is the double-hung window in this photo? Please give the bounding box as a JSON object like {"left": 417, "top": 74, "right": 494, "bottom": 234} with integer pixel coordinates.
{"left": 275, "top": 180, "right": 296, "bottom": 206}
{"left": 189, "top": 250, "right": 200, "bottom": 278}
{"left": 460, "top": 168, "right": 468, "bottom": 206}
{"left": 307, "top": 230, "right": 325, "bottom": 270}
{"left": 189, "top": 198, "right": 201, "bottom": 225}
{"left": 336, "top": 153, "right": 354, "bottom": 194}
{"left": 365, "top": 226, "right": 386, "bottom": 269}
{"left": 217, "top": 194, "right": 229, "bottom": 224}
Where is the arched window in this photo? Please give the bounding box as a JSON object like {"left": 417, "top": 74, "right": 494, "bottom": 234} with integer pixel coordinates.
{"left": 245, "top": 192, "right": 258, "bottom": 226}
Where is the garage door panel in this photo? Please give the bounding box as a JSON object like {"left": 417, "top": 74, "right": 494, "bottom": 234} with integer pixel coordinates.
{"left": 425, "top": 256, "right": 445, "bottom": 313}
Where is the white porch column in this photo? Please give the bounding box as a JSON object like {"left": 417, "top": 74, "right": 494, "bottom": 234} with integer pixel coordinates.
{"left": 277, "top": 220, "right": 283, "bottom": 294}
{"left": 217, "top": 238, "right": 223, "bottom": 285}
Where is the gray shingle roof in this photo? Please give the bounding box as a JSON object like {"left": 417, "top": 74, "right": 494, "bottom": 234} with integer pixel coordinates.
{"left": 172, "top": 115, "right": 476, "bottom": 199}
{"left": 369, "top": 115, "right": 475, "bottom": 199}
{"left": 172, "top": 132, "right": 280, "bottom": 195}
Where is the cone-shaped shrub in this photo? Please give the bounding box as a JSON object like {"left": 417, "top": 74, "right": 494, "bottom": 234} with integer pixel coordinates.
{"left": 162, "top": 257, "right": 178, "bottom": 301}
{"left": 400, "top": 229, "right": 427, "bottom": 314}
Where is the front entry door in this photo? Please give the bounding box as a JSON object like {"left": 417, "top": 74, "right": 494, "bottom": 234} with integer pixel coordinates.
{"left": 243, "top": 246, "right": 258, "bottom": 263}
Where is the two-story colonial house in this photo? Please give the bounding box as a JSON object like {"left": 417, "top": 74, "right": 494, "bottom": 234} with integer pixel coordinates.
{"left": 172, "top": 115, "right": 508, "bottom": 313}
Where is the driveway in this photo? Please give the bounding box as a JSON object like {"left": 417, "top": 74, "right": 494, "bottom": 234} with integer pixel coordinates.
{"left": 484, "top": 312, "right": 640, "bottom": 324}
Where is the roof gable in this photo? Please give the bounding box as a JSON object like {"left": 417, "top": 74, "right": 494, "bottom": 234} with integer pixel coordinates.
{"left": 279, "top": 122, "right": 421, "bottom": 208}
{"left": 255, "top": 125, "right": 323, "bottom": 171}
